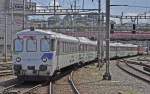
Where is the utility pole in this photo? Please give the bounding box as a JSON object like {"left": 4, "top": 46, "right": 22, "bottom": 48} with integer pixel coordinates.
{"left": 10, "top": 0, "right": 14, "bottom": 60}
{"left": 82, "top": 0, "right": 84, "bottom": 9}
{"left": 4, "top": 14, "right": 8, "bottom": 62}
{"left": 103, "top": 0, "right": 111, "bottom": 80}
{"left": 147, "top": 40, "right": 149, "bottom": 55}
{"left": 97, "top": 0, "right": 101, "bottom": 69}
{"left": 120, "top": 12, "right": 123, "bottom": 25}
{"left": 23, "top": 0, "right": 26, "bottom": 29}
{"left": 73, "top": 0, "right": 77, "bottom": 32}
{"left": 54, "top": 0, "right": 56, "bottom": 14}
{"left": 74, "top": 0, "right": 76, "bottom": 10}
{"left": 101, "top": 12, "right": 104, "bottom": 63}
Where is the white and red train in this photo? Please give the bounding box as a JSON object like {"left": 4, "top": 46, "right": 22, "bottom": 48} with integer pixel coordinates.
{"left": 12, "top": 28, "right": 145, "bottom": 80}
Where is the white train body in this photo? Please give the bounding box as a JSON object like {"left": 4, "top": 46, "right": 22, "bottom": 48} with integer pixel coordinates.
{"left": 12, "top": 29, "right": 144, "bottom": 80}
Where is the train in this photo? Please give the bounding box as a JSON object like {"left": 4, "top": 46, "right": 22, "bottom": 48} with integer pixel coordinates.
{"left": 12, "top": 28, "right": 145, "bottom": 81}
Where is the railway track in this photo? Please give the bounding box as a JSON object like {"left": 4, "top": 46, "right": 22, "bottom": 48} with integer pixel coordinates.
{"left": 117, "top": 60, "right": 150, "bottom": 84}
{"left": 49, "top": 81, "right": 53, "bottom": 94}
{"left": 0, "top": 63, "right": 13, "bottom": 77}
{"left": 0, "top": 81, "right": 47, "bottom": 94}
{"left": 0, "top": 63, "right": 12, "bottom": 67}
{"left": 125, "top": 61, "right": 150, "bottom": 76}
{"left": 0, "top": 75, "right": 80, "bottom": 94}
{"left": 0, "top": 63, "right": 12, "bottom": 71}
{"left": 0, "top": 62, "right": 90, "bottom": 94}
{"left": 68, "top": 71, "right": 80, "bottom": 94}
{"left": 137, "top": 56, "right": 150, "bottom": 62}
{"left": 0, "top": 70, "right": 13, "bottom": 76}
{"left": 51, "top": 70, "right": 80, "bottom": 94}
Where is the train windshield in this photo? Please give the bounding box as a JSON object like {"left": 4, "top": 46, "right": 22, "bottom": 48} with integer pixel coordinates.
{"left": 26, "top": 39, "right": 37, "bottom": 52}
{"left": 41, "top": 38, "right": 50, "bottom": 52}
{"left": 40, "top": 38, "right": 55, "bottom": 52}
{"left": 14, "top": 38, "right": 23, "bottom": 52}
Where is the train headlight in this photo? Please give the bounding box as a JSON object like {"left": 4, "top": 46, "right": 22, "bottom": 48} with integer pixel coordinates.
{"left": 42, "top": 58, "right": 47, "bottom": 62}
{"left": 16, "top": 57, "right": 21, "bottom": 62}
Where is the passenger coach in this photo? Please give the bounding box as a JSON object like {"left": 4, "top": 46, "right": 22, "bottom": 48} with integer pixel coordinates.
{"left": 13, "top": 28, "right": 145, "bottom": 81}
{"left": 13, "top": 28, "right": 97, "bottom": 80}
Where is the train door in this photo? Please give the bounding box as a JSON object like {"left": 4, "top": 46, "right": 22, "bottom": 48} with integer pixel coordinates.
{"left": 56, "top": 39, "right": 60, "bottom": 70}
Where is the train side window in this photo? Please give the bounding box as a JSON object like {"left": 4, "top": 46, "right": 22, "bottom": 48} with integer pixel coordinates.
{"left": 26, "top": 39, "right": 37, "bottom": 52}
{"left": 14, "top": 38, "right": 23, "bottom": 52}
{"left": 65, "top": 42, "right": 67, "bottom": 53}
{"left": 62, "top": 42, "right": 64, "bottom": 53}
{"left": 59, "top": 41, "right": 63, "bottom": 53}
{"left": 64, "top": 42, "right": 66, "bottom": 52}
{"left": 72, "top": 43, "right": 74, "bottom": 52}
{"left": 84, "top": 44, "right": 86, "bottom": 51}
{"left": 72, "top": 43, "right": 75, "bottom": 52}
{"left": 82, "top": 44, "right": 84, "bottom": 51}
{"left": 69, "top": 43, "right": 71, "bottom": 53}
{"left": 51, "top": 39, "right": 55, "bottom": 51}
{"left": 64, "top": 42, "right": 66, "bottom": 53}
{"left": 70, "top": 43, "right": 72, "bottom": 53}
{"left": 63, "top": 42, "right": 65, "bottom": 53}
{"left": 41, "top": 38, "right": 50, "bottom": 52}
{"left": 86, "top": 45, "right": 87, "bottom": 51}
{"left": 80, "top": 44, "right": 82, "bottom": 52}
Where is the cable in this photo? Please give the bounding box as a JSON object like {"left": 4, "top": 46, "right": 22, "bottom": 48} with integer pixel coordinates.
{"left": 127, "top": 5, "right": 150, "bottom": 9}
{"left": 32, "top": 0, "right": 46, "bottom": 5}
{"left": 92, "top": 0, "right": 98, "bottom": 9}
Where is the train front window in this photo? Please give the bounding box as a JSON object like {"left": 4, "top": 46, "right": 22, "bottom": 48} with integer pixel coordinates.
{"left": 26, "top": 39, "right": 37, "bottom": 52}
{"left": 14, "top": 38, "right": 23, "bottom": 52}
{"left": 40, "top": 38, "right": 55, "bottom": 52}
{"left": 41, "top": 38, "right": 50, "bottom": 52}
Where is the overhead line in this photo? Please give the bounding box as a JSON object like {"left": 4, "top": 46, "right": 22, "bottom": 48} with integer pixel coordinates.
{"left": 127, "top": 5, "right": 150, "bottom": 9}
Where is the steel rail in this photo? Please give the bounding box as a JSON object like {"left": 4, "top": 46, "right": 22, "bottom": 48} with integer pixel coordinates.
{"left": 125, "top": 62, "right": 150, "bottom": 76}
{"left": 125, "top": 60, "right": 150, "bottom": 68}
{"left": 68, "top": 71, "right": 80, "bottom": 94}
{"left": 117, "top": 60, "right": 150, "bottom": 84}
{"left": 0, "top": 70, "right": 13, "bottom": 76}
{"left": 2, "top": 81, "right": 23, "bottom": 94}
{"left": 21, "top": 84, "right": 42, "bottom": 94}
{"left": 49, "top": 81, "right": 53, "bottom": 94}
{"left": 1, "top": 81, "right": 45, "bottom": 94}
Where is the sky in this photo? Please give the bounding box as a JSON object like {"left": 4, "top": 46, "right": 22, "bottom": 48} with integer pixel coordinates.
{"left": 32, "top": 0, "right": 150, "bottom": 23}
{"left": 32, "top": 0, "right": 150, "bottom": 15}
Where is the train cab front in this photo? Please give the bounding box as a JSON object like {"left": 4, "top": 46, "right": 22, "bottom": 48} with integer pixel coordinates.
{"left": 13, "top": 32, "right": 56, "bottom": 81}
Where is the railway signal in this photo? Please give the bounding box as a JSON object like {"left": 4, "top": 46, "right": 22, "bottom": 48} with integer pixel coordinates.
{"left": 110, "top": 24, "right": 114, "bottom": 33}
{"left": 132, "top": 24, "right": 136, "bottom": 34}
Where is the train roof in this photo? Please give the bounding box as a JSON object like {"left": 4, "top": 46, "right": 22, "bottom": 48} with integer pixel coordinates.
{"left": 110, "top": 42, "right": 138, "bottom": 47}
{"left": 109, "top": 42, "right": 138, "bottom": 47}
{"left": 125, "top": 44, "right": 138, "bottom": 47}
{"left": 16, "top": 29, "right": 138, "bottom": 47}
{"left": 110, "top": 43, "right": 123, "bottom": 47}
{"left": 78, "top": 37, "right": 97, "bottom": 45}
{"left": 16, "top": 29, "right": 79, "bottom": 42}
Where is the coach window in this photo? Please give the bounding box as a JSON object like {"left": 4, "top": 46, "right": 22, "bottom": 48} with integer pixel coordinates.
{"left": 41, "top": 38, "right": 50, "bottom": 52}
{"left": 14, "top": 38, "right": 23, "bottom": 52}
{"left": 81, "top": 44, "right": 84, "bottom": 52}
{"left": 27, "top": 39, "right": 37, "bottom": 52}
{"left": 51, "top": 39, "right": 55, "bottom": 51}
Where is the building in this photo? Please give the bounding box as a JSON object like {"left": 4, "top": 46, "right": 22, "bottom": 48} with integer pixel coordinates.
{"left": 0, "top": 0, "right": 36, "bottom": 57}
{"left": 30, "top": 19, "right": 49, "bottom": 29}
